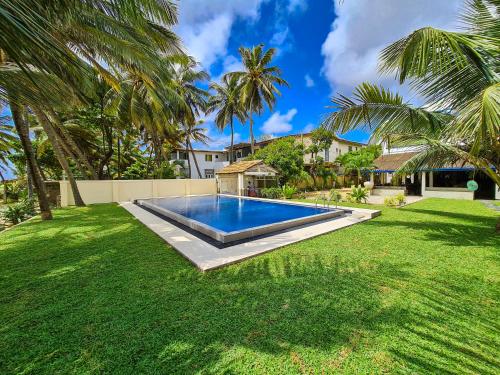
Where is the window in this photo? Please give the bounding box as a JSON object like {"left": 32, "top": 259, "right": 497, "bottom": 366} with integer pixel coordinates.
{"left": 178, "top": 151, "right": 188, "bottom": 160}
{"left": 348, "top": 146, "right": 353, "bottom": 152}
{"left": 204, "top": 169, "right": 214, "bottom": 178}
{"left": 205, "top": 154, "right": 213, "bottom": 162}
{"left": 215, "top": 154, "right": 219, "bottom": 159}
{"left": 336, "top": 148, "right": 339, "bottom": 154}
{"left": 324, "top": 149, "right": 329, "bottom": 162}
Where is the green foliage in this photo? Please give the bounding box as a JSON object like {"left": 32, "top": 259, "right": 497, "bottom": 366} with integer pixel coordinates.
{"left": 261, "top": 187, "right": 283, "bottom": 199}
{"left": 0, "top": 198, "right": 36, "bottom": 225}
{"left": 348, "top": 185, "right": 369, "bottom": 203}
{"left": 253, "top": 137, "right": 304, "bottom": 184}
{"left": 322, "top": 1, "right": 500, "bottom": 187}
{"left": 329, "top": 189, "right": 343, "bottom": 206}
{"left": 336, "top": 145, "right": 381, "bottom": 184}
{"left": 281, "top": 184, "right": 297, "bottom": 199}
{"left": 384, "top": 193, "right": 407, "bottom": 207}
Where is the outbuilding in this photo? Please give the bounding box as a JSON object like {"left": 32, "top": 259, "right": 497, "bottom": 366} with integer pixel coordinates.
{"left": 216, "top": 160, "right": 279, "bottom": 197}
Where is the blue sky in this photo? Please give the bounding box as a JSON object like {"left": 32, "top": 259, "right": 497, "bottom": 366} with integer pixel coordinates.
{"left": 1, "top": 0, "right": 464, "bottom": 177}
{"left": 178, "top": 0, "right": 463, "bottom": 149}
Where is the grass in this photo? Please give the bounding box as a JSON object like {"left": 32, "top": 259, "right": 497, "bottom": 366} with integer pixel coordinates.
{"left": 0, "top": 199, "right": 499, "bottom": 374}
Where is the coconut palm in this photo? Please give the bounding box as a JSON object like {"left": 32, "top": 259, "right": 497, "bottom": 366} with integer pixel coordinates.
{"left": 0, "top": 0, "right": 183, "bottom": 217}
{"left": 227, "top": 45, "right": 289, "bottom": 154}
{"left": 0, "top": 110, "right": 16, "bottom": 203}
{"left": 181, "top": 120, "right": 210, "bottom": 179}
{"left": 207, "top": 75, "right": 247, "bottom": 163}
{"left": 322, "top": 0, "right": 500, "bottom": 187}
{"left": 171, "top": 60, "right": 209, "bottom": 178}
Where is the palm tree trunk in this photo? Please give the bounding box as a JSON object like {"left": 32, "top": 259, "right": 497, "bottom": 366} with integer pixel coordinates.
{"left": 188, "top": 140, "right": 202, "bottom": 178}
{"left": 49, "top": 110, "right": 98, "bottom": 180}
{"left": 9, "top": 99, "right": 52, "bottom": 220}
{"left": 357, "top": 169, "right": 361, "bottom": 186}
{"left": 0, "top": 171, "right": 7, "bottom": 204}
{"left": 249, "top": 115, "right": 255, "bottom": 155}
{"left": 34, "top": 107, "right": 85, "bottom": 207}
{"left": 230, "top": 119, "right": 234, "bottom": 164}
{"left": 26, "top": 161, "right": 34, "bottom": 199}
{"left": 117, "top": 132, "right": 121, "bottom": 179}
{"left": 185, "top": 138, "right": 192, "bottom": 178}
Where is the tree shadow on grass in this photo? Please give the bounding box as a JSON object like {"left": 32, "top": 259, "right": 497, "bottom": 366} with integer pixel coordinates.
{"left": 389, "top": 275, "right": 500, "bottom": 374}
{"left": 362, "top": 218, "right": 499, "bottom": 248}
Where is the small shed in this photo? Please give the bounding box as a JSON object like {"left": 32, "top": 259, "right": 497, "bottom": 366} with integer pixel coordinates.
{"left": 216, "top": 160, "right": 279, "bottom": 196}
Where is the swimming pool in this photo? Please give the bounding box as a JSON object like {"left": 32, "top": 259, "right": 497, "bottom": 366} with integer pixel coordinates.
{"left": 135, "top": 195, "right": 344, "bottom": 243}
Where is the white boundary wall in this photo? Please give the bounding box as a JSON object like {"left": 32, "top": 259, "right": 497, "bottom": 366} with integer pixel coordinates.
{"left": 59, "top": 179, "right": 217, "bottom": 207}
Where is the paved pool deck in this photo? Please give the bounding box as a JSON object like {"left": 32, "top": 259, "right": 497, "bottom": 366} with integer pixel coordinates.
{"left": 121, "top": 199, "right": 380, "bottom": 271}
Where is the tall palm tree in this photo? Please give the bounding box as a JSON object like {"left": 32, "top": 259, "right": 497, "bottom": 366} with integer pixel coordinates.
{"left": 227, "top": 45, "right": 289, "bottom": 154}
{"left": 322, "top": 0, "right": 500, "bottom": 187}
{"left": 207, "top": 75, "right": 247, "bottom": 164}
{"left": 0, "top": 0, "right": 183, "bottom": 217}
{"left": 171, "top": 59, "right": 209, "bottom": 178}
{"left": 181, "top": 121, "right": 210, "bottom": 178}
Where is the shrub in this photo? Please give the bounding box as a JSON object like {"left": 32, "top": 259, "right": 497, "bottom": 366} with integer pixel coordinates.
{"left": 261, "top": 187, "right": 283, "bottom": 199}
{"left": 329, "top": 189, "right": 343, "bottom": 207}
{"left": 348, "top": 185, "right": 368, "bottom": 203}
{"left": 0, "top": 198, "right": 36, "bottom": 225}
{"left": 281, "top": 184, "right": 297, "bottom": 199}
{"left": 385, "top": 193, "right": 406, "bottom": 207}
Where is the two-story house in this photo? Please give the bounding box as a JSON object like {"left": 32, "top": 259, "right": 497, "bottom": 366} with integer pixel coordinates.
{"left": 228, "top": 132, "right": 366, "bottom": 165}
{"left": 170, "top": 149, "right": 229, "bottom": 179}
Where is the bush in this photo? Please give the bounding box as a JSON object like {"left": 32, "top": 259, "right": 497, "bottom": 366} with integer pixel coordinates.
{"left": 261, "top": 187, "right": 283, "bottom": 199}
{"left": 0, "top": 198, "right": 36, "bottom": 225}
{"left": 348, "top": 185, "right": 368, "bottom": 203}
{"left": 329, "top": 189, "right": 343, "bottom": 207}
{"left": 385, "top": 193, "right": 406, "bottom": 207}
{"left": 281, "top": 184, "right": 297, "bottom": 199}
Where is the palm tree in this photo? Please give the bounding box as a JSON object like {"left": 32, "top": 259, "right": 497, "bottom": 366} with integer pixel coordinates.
{"left": 207, "top": 75, "right": 247, "bottom": 163}
{"left": 1, "top": 0, "right": 183, "bottom": 216}
{"left": 181, "top": 120, "right": 210, "bottom": 178}
{"left": 322, "top": 0, "right": 499, "bottom": 187}
{"left": 171, "top": 59, "right": 209, "bottom": 178}
{"left": 227, "top": 45, "right": 289, "bottom": 154}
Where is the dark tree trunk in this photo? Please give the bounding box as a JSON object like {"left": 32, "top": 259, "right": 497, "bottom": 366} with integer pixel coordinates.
{"left": 188, "top": 140, "right": 202, "bottom": 178}
{"left": 34, "top": 107, "right": 85, "bottom": 206}
{"left": 0, "top": 171, "right": 7, "bottom": 203}
{"left": 10, "top": 99, "right": 52, "bottom": 220}
{"left": 185, "top": 138, "right": 192, "bottom": 178}
{"left": 229, "top": 120, "right": 234, "bottom": 164}
{"left": 249, "top": 116, "right": 255, "bottom": 155}
{"left": 26, "top": 161, "right": 34, "bottom": 199}
{"left": 49, "top": 110, "right": 98, "bottom": 180}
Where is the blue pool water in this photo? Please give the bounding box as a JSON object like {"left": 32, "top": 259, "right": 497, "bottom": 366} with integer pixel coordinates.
{"left": 145, "top": 195, "right": 334, "bottom": 233}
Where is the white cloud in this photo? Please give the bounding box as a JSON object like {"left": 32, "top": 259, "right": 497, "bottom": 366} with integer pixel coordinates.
{"left": 213, "top": 54, "right": 244, "bottom": 82}
{"left": 270, "top": 27, "right": 290, "bottom": 46}
{"left": 287, "top": 0, "right": 308, "bottom": 13}
{"left": 176, "top": 0, "right": 265, "bottom": 69}
{"left": 260, "top": 108, "right": 298, "bottom": 134}
{"left": 304, "top": 74, "right": 315, "bottom": 88}
{"left": 321, "top": 0, "right": 463, "bottom": 96}
{"left": 303, "top": 123, "right": 315, "bottom": 133}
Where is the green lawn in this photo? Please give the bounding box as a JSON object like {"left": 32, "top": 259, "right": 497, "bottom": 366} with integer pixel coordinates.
{"left": 0, "top": 199, "right": 499, "bottom": 374}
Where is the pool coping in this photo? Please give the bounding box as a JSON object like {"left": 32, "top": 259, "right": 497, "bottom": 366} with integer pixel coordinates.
{"left": 135, "top": 195, "right": 344, "bottom": 243}
{"left": 121, "top": 196, "right": 380, "bottom": 271}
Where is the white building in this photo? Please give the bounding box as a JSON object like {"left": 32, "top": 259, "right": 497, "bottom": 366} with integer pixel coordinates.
{"left": 170, "top": 149, "right": 229, "bottom": 179}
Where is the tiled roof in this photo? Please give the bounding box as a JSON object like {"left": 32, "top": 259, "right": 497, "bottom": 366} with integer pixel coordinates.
{"left": 216, "top": 160, "right": 264, "bottom": 174}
